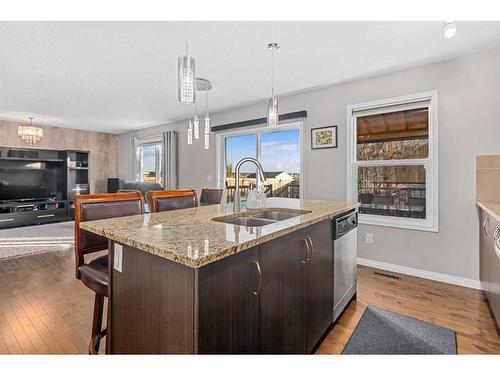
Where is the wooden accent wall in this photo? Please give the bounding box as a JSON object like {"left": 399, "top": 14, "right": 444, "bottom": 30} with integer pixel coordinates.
{"left": 0, "top": 120, "right": 117, "bottom": 193}
{"left": 476, "top": 155, "right": 500, "bottom": 202}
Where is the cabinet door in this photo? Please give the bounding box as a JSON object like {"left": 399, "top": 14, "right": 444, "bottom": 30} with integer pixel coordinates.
{"left": 305, "top": 220, "right": 334, "bottom": 353}
{"left": 259, "top": 229, "right": 308, "bottom": 354}
{"left": 197, "top": 246, "right": 260, "bottom": 353}
{"left": 479, "top": 209, "right": 491, "bottom": 296}
{"left": 490, "top": 219, "right": 500, "bottom": 326}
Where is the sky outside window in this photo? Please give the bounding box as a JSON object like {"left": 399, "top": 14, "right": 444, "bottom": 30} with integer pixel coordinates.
{"left": 225, "top": 129, "right": 300, "bottom": 175}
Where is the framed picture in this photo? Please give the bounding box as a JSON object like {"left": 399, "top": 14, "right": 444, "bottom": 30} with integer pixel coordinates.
{"left": 311, "top": 125, "right": 337, "bottom": 149}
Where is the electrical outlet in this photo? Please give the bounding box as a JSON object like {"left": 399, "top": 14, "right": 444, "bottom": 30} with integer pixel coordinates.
{"left": 366, "top": 233, "right": 374, "bottom": 244}
{"left": 206, "top": 174, "right": 212, "bottom": 182}
{"left": 114, "top": 243, "right": 123, "bottom": 272}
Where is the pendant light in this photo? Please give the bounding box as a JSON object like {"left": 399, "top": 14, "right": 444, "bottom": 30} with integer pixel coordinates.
{"left": 193, "top": 103, "right": 200, "bottom": 139}
{"left": 178, "top": 42, "right": 196, "bottom": 104}
{"left": 193, "top": 78, "right": 213, "bottom": 149}
{"left": 204, "top": 90, "right": 210, "bottom": 149}
{"left": 267, "top": 42, "right": 279, "bottom": 127}
{"left": 187, "top": 118, "right": 193, "bottom": 144}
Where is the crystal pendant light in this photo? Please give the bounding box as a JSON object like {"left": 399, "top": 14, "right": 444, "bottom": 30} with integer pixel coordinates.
{"left": 194, "top": 78, "right": 213, "bottom": 149}
{"left": 204, "top": 90, "right": 210, "bottom": 150}
{"left": 267, "top": 42, "right": 279, "bottom": 127}
{"left": 193, "top": 103, "right": 200, "bottom": 140}
{"left": 178, "top": 42, "right": 196, "bottom": 104}
{"left": 187, "top": 118, "right": 193, "bottom": 144}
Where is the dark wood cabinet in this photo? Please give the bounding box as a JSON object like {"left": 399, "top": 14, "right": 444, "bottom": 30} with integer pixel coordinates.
{"left": 259, "top": 228, "right": 308, "bottom": 353}
{"left": 197, "top": 246, "right": 260, "bottom": 353}
{"left": 109, "top": 218, "right": 338, "bottom": 354}
{"left": 259, "top": 219, "right": 334, "bottom": 354}
{"left": 479, "top": 209, "right": 492, "bottom": 300}
{"left": 305, "top": 220, "right": 334, "bottom": 353}
{"left": 490, "top": 217, "right": 500, "bottom": 325}
{"left": 479, "top": 209, "right": 500, "bottom": 329}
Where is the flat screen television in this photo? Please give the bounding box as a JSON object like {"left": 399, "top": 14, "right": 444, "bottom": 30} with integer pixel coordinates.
{"left": 0, "top": 161, "right": 59, "bottom": 202}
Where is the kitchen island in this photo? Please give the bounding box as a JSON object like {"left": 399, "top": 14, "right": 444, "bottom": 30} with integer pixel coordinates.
{"left": 80, "top": 197, "right": 359, "bottom": 354}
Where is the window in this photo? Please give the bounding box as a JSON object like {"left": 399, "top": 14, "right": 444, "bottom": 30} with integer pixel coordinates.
{"left": 134, "top": 137, "right": 163, "bottom": 185}
{"left": 218, "top": 123, "right": 302, "bottom": 202}
{"left": 347, "top": 92, "right": 438, "bottom": 231}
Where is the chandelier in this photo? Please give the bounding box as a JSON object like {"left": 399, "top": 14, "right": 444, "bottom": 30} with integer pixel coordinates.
{"left": 18, "top": 117, "right": 43, "bottom": 144}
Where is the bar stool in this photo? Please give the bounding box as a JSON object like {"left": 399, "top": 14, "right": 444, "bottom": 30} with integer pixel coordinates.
{"left": 199, "top": 188, "right": 223, "bottom": 205}
{"left": 148, "top": 189, "right": 198, "bottom": 212}
{"left": 74, "top": 192, "right": 145, "bottom": 354}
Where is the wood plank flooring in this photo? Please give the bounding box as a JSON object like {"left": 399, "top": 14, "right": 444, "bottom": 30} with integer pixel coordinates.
{"left": 317, "top": 266, "right": 500, "bottom": 354}
{"left": 0, "top": 249, "right": 498, "bottom": 354}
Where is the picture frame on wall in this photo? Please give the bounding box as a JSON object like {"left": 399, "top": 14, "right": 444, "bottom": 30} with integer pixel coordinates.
{"left": 311, "top": 125, "right": 337, "bottom": 149}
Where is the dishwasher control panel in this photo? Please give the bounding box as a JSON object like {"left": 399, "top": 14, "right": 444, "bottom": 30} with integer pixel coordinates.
{"left": 333, "top": 210, "right": 358, "bottom": 239}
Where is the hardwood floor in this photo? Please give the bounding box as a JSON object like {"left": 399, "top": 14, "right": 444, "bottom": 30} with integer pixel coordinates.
{"left": 0, "top": 249, "right": 498, "bottom": 354}
{"left": 317, "top": 266, "right": 500, "bottom": 354}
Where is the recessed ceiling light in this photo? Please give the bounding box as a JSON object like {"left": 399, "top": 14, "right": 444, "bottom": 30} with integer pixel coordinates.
{"left": 443, "top": 22, "right": 458, "bottom": 39}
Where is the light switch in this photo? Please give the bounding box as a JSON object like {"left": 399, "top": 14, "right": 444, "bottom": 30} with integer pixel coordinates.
{"left": 114, "top": 243, "right": 123, "bottom": 272}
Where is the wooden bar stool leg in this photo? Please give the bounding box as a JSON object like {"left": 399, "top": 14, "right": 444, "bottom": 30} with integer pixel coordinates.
{"left": 91, "top": 293, "right": 105, "bottom": 353}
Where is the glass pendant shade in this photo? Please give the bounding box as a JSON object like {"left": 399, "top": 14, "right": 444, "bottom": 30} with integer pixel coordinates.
{"left": 267, "top": 42, "right": 279, "bottom": 127}
{"left": 193, "top": 114, "right": 199, "bottom": 139}
{"left": 178, "top": 44, "right": 196, "bottom": 104}
{"left": 204, "top": 115, "right": 210, "bottom": 150}
{"left": 267, "top": 96, "right": 278, "bottom": 127}
{"left": 187, "top": 119, "right": 193, "bottom": 144}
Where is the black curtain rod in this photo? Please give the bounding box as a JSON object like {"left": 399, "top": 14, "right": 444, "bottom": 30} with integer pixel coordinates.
{"left": 211, "top": 110, "right": 307, "bottom": 132}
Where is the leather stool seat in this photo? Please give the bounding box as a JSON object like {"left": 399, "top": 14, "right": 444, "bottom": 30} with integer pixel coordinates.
{"left": 79, "top": 255, "right": 109, "bottom": 297}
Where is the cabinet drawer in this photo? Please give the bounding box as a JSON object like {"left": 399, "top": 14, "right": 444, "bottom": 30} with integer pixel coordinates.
{"left": 30, "top": 210, "right": 66, "bottom": 224}
{"left": 0, "top": 213, "right": 25, "bottom": 229}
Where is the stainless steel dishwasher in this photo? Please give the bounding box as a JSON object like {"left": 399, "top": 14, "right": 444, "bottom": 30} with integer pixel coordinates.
{"left": 333, "top": 210, "right": 358, "bottom": 323}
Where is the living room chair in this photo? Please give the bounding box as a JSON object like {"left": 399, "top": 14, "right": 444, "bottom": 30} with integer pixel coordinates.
{"left": 148, "top": 189, "right": 198, "bottom": 212}
{"left": 200, "top": 188, "right": 223, "bottom": 205}
{"left": 74, "top": 191, "right": 145, "bottom": 354}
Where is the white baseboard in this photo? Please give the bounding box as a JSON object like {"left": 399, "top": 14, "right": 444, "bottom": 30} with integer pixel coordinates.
{"left": 357, "top": 257, "right": 482, "bottom": 290}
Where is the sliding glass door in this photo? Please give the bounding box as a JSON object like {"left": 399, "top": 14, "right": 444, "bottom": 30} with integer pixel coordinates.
{"left": 221, "top": 124, "right": 301, "bottom": 202}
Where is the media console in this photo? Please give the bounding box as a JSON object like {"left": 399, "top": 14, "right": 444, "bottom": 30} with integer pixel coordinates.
{"left": 0, "top": 146, "right": 90, "bottom": 229}
{"left": 0, "top": 200, "right": 67, "bottom": 229}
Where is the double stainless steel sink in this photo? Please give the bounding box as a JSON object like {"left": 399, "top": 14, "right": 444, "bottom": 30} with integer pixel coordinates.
{"left": 212, "top": 208, "right": 311, "bottom": 227}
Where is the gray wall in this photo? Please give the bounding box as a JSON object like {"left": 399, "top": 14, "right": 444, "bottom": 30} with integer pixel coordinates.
{"left": 118, "top": 47, "right": 500, "bottom": 281}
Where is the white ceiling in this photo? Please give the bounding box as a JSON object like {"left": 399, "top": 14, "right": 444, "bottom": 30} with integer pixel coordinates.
{"left": 1, "top": 21, "right": 500, "bottom": 134}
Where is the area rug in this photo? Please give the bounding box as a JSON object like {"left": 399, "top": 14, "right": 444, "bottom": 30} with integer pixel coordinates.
{"left": 0, "top": 221, "right": 74, "bottom": 259}
{"left": 342, "top": 305, "right": 457, "bottom": 354}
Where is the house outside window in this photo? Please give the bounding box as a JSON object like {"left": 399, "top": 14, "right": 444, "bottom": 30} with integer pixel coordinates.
{"left": 347, "top": 91, "right": 438, "bottom": 232}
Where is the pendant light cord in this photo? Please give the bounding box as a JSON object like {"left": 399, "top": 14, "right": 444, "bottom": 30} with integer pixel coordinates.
{"left": 205, "top": 90, "right": 209, "bottom": 117}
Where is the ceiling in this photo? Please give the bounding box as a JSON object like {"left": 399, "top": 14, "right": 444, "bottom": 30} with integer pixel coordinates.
{"left": 1, "top": 21, "right": 500, "bottom": 134}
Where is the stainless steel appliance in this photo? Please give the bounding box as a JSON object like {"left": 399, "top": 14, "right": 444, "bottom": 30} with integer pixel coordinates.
{"left": 333, "top": 210, "right": 358, "bottom": 322}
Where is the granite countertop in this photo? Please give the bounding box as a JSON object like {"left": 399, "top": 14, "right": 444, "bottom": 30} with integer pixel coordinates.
{"left": 80, "top": 197, "right": 359, "bottom": 268}
{"left": 477, "top": 201, "right": 500, "bottom": 222}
